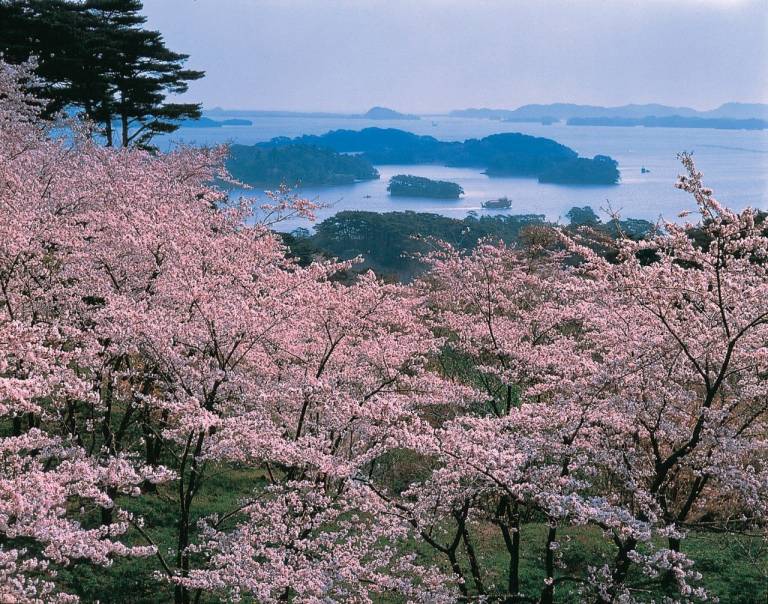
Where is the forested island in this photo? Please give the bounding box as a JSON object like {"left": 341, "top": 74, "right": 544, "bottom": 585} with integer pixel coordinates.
{"left": 263, "top": 128, "right": 620, "bottom": 184}
{"left": 567, "top": 115, "right": 768, "bottom": 130}
{"left": 537, "top": 155, "right": 620, "bottom": 184}
{"left": 226, "top": 144, "right": 379, "bottom": 186}
{"left": 387, "top": 174, "right": 464, "bottom": 198}
{"left": 225, "top": 128, "right": 619, "bottom": 192}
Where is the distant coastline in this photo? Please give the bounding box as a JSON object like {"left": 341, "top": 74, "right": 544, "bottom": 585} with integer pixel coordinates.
{"left": 567, "top": 116, "right": 767, "bottom": 130}
{"left": 449, "top": 101, "right": 768, "bottom": 121}
{"left": 198, "top": 101, "right": 768, "bottom": 127}
{"left": 204, "top": 106, "right": 419, "bottom": 121}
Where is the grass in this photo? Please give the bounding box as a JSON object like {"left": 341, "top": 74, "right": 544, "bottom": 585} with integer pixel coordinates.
{"left": 56, "top": 464, "right": 768, "bottom": 603}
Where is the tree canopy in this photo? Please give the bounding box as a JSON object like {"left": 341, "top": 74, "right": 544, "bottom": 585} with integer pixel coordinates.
{"left": 266, "top": 128, "right": 620, "bottom": 184}
{"left": 0, "top": 0, "right": 203, "bottom": 148}
{"left": 226, "top": 144, "right": 379, "bottom": 186}
{"left": 387, "top": 174, "right": 464, "bottom": 198}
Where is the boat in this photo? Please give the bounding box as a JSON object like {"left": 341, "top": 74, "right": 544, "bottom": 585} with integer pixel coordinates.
{"left": 482, "top": 196, "right": 512, "bottom": 209}
{"left": 641, "top": 167, "right": 650, "bottom": 174}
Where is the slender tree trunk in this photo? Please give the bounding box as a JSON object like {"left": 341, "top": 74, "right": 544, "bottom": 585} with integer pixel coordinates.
{"left": 121, "top": 110, "right": 129, "bottom": 148}
{"left": 497, "top": 498, "right": 521, "bottom": 598}
{"left": 175, "top": 431, "right": 206, "bottom": 604}
{"left": 119, "top": 90, "right": 129, "bottom": 148}
{"left": 604, "top": 537, "right": 637, "bottom": 603}
{"left": 540, "top": 524, "right": 557, "bottom": 604}
{"left": 446, "top": 547, "right": 468, "bottom": 599}
{"left": 461, "top": 524, "right": 485, "bottom": 595}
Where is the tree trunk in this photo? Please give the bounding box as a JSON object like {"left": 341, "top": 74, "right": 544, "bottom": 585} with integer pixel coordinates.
{"left": 497, "top": 498, "right": 521, "bottom": 598}
{"left": 540, "top": 524, "right": 557, "bottom": 604}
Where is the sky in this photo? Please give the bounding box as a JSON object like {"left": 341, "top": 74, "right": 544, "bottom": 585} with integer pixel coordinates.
{"left": 141, "top": 0, "right": 768, "bottom": 113}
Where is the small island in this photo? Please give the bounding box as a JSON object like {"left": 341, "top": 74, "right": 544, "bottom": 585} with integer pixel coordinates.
{"left": 364, "top": 106, "right": 420, "bottom": 120}
{"left": 538, "top": 155, "right": 620, "bottom": 185}
{"left": 387, "top": 174, "right": 464, "bottom": 198}
{"left": 227, "top": 144, "right": 379, "bottom": 186}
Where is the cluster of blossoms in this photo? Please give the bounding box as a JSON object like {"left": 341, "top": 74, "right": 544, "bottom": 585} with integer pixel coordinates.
{"left": 1, "top": 60, "right": 766, "bottom": 603}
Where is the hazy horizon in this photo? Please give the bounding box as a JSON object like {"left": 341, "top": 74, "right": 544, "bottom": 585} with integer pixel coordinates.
{"left": 142, "top": 0, "right": 768, "bottom": 113}
{"left": 200, "top": 101, "right": 768, "bottom": 115}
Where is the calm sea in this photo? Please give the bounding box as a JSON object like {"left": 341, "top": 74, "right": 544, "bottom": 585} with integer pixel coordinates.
{"left": 158, "top": 116, "right": 768, "bottom": 232}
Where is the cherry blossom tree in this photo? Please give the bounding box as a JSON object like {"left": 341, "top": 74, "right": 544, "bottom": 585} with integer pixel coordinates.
{"left": 399, "top": 162, "right": 768, "bottom": 601}
{"left": 3, "top": 55, "right": 766, "bottom": 603}
{"left": 1, "top": 60, "right": 462, "bottom": 603}
{"left": 0, "top": 62, "right": 171, "bottom": 603}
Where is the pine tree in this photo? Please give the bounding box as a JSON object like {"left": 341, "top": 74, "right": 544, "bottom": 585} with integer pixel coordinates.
{"left": 0, "top": 0, "right": 204, "bottom": 149}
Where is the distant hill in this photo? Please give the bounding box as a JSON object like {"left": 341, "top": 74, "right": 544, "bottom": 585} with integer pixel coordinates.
{"left": 701, "top": 103, "right": 768, "bottom": 120}
{"left": 202, "top": 107, "right": 420, "bottom": 121}
{"left": 450, "top": 102, "right": 768, "bottom": 121}
{"left": 364, "top": 106, "right": 420, "bottom": 120}
{"left": 260, "top": 128, "right": 619, "bottom": 185}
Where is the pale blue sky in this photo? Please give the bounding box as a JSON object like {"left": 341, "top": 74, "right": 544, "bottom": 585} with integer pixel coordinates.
{"left": 142, "top": 0, "right": 768, "bottom": 112}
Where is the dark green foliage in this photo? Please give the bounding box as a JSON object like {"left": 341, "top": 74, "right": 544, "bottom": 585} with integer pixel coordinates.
{"left": 387, "top": 174, "right": 464, "bottom": 198}
{"left": 607, "top": 217, "right": 656, "bottom": 239}
{"left": 226, "top": 144, "right": 379, "bottom": 186}
{"left": 453, "top": 132, "right": 576, "bottom": 175}
{"left": 310, "top": 211, "right": 547, "bottom": 278}
{"left": 0, "top": 0, "right": 203, "bottom": 148}
{"left": 538, "top": 155, "right": 620, "bottom": 184}
{"left": 279, "top": 127, "right": 453, "bottom": 164}
{"left": 295, "top": 208, "right": 658, "bottom": 280}
{"left": 279, "top": 228, "right": 328, "bottom": 266}
{"left": 566, "top": 205, "right": 601, "bottom": 225}
{"left": 263, "top": 128, "right": 619, "bottom": 184}
{"left": 565, "top": 205, "right": 654, "bottom": 238}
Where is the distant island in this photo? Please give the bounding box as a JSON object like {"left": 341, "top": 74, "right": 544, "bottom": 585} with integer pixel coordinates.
{"left": 264, "top": 128, "right": 620, "bottom": 185}
{"left": 567, "top": 116, "right": 768, "bottom": 130}
{"left": 364, "top": 106, "right": 420, "bottom": 120}
{"left": 202, "top": 106, "right": 419, "bottom": 121}
{"left": 537, "top": 155, "right": 620, "bottom": 185}
{"left": 226, "top": 144, "right": 379, "bottom": 186}
{"left": 387, "top": 174, "right": 463, "bottom": 198}
{"left": 180, "top": 117, "right": 253, "bottom": 128}
{"left": 449, "top": 102, "right": 768, "bottom": 121}
{"left": 200, "top": 101, "right": 768, "bottom": 123}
